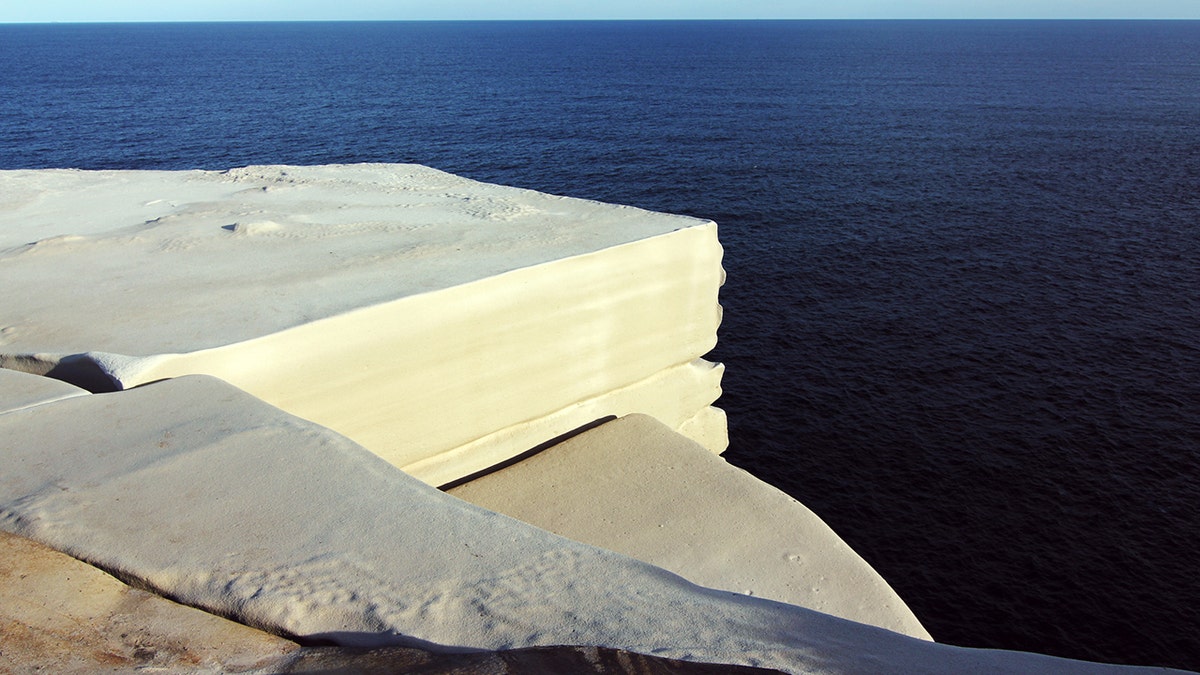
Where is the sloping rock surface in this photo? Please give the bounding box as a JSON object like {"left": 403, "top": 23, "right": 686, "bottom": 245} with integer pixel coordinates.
{"left": 449, "top": 413, "right": 929, "bottom": 639}
{"left": 0, "top": 530, "right": 297, "bottom": 674}
{"left": 0, "top": 529, "right": 784, "bottom": 675}
{"left": 0, "top": 367, "right": 88, "bottom": 414}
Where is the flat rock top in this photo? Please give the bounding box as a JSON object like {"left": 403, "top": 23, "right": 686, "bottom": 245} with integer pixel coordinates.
{"left": 0, "top": 164, "right": 708, "bottom": 355}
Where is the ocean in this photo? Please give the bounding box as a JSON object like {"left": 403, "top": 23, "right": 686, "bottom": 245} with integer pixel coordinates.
{"left": 1, "top": 20, "right": 1197, "bottom": 671}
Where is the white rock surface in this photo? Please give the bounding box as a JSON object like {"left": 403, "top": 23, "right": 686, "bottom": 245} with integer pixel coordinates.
{"left": 449, "top": 413, "right": 930, "bottom": 640}
{"left": 0, "top": 165, "right": 725, "bottom": 483}
{"left": 414, "top": 358, "right": 726, "bottom": 487}
{"left": 0, "top": 375, "right": 1184, "bottom": 674}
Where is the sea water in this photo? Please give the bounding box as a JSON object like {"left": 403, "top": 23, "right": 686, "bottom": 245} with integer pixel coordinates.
{"left": 1, "top": 20, "right": 1197, "bottom": 670}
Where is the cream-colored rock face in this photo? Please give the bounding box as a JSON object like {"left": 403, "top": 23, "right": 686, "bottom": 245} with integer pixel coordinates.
{"left": 135, "top": 224, "right": 724, "bottom": 476}
{"left": 410, "top": 360, "right": 726, "bottom": 487}
{"left": 0, "top": 164, "right": 726, "bottom": 482}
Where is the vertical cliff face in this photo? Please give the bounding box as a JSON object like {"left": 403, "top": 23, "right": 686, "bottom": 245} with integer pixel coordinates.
{"left": 0, "top": 164, "right": 726, "bottom": 483}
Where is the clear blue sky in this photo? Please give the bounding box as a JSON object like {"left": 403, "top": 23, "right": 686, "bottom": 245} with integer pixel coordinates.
{"left": 3, "top": 0, "right": 1198, "bottom": 22}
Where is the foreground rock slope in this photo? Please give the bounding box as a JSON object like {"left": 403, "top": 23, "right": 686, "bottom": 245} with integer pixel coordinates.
{"left": 0, "top": 374, "right": 1183, "bottom": 673}
{"left": 0, "top": 527, "right": 782, "bottom": 675}
{"left": 0, "top": 530, "right": 298, "bottom": 674}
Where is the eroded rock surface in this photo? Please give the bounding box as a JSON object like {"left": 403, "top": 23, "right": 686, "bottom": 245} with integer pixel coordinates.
{"left": 0, "top": 530, "right": 298, "bottom": 674}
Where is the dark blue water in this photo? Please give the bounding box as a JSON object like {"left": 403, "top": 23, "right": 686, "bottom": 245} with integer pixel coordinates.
{"left": 2, "top": 20, "right": 1198, "bottom": 671}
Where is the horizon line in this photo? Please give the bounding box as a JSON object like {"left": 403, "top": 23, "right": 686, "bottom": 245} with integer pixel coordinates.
{"left": 4, "top": 17, "right": 1200, "bottom": 25}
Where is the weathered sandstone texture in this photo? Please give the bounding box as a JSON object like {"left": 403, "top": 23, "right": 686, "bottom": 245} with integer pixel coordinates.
{"left": 0, "top": 530, "right": 299, "bottom": 673}
{"left": 0, "top": 527, "right": 783, "bottom": 675}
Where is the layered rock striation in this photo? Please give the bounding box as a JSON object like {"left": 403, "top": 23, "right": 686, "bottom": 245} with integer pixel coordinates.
{"left": 0, "top": 164, "right": 724, "bottom": 485}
